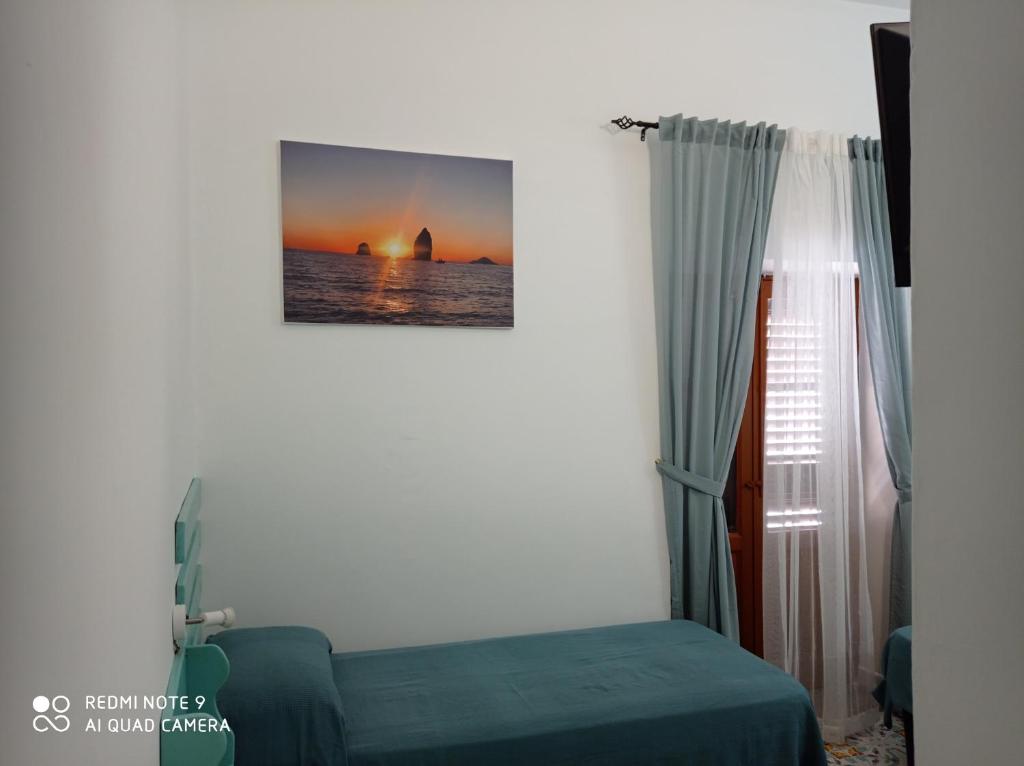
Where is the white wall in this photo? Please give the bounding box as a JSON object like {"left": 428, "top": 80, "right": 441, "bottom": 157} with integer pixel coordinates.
{"left": 188, "top": 0, "right": 906, "bottom": 652}
{"left": 911, "top": 1, "right": 1024, "bottom": 762}
{"left": 0, "top": 1, "right": 193, "bottom": 764}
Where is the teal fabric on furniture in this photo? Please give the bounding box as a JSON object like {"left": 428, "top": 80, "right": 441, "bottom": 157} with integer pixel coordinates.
{"left": 211, "top": 624, "right": 334, "bottom": 654}
{"left": 333, "top": 620, "right": 826, "bottom": 766}
{"left": 208, "top": 627, "right": 347, "bottom": 766}
{"left": 649, "top": 115, "right": 786, "bottom": 640}
{"left": 873, "top": 626, "right": 913, "bottom": 726}
{"left": 850, "top": 137, "right": 913, "bottom": 631}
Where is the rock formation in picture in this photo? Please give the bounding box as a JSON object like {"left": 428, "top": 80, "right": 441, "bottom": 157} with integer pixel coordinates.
{"left": 470, "top": 256, "right": 497, "bottom": 265}
{"left": 413, "top": 227, "right": 433, "bottom": 261}
{"left": 356, "top": 242, "right": 372, "bottom": 256}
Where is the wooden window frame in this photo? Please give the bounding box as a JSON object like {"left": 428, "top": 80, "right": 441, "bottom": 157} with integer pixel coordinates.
{"left": 728, "top": 276, "right": 770, "bottom": 656}
{"left": 728, "top": 275, "right": 859, "bottom": 656}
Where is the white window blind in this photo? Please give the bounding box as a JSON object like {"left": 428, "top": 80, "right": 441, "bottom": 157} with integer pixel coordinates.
{"left": 764, "top": 301, "right": 823, "bottom": 530}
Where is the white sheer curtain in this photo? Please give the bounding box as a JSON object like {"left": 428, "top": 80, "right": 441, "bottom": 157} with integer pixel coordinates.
{"left": 761, "top": 130, "right": 877, "bottom": 742}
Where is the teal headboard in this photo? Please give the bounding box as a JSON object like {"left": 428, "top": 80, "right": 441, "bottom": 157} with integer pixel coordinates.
{"left": 161, "top": 478, "right": 235, "bottom": 766}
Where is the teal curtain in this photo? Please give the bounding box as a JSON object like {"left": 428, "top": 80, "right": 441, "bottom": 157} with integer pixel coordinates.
{"left": 849, "top": 137, "right": 913, "bottom": 631}
{"left": 649, "top": 115, "right": 785, "bottom": 641}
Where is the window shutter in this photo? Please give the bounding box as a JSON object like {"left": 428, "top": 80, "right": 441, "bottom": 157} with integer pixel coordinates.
{"left": 764, "top": 304, "right": 823, "bottom": 529}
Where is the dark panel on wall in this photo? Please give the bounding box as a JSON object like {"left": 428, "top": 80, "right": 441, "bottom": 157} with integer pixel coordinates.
{"left": 871, "top": 22, "right": 911, "bottom": 288}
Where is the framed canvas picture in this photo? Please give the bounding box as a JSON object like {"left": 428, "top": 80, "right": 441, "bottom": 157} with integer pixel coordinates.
{"left": 280, "top": 140, "right": 513, "bottom": 327}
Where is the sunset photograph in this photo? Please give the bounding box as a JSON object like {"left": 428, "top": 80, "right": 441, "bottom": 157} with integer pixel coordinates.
{"left": 280, "top": 140, "right": 513, "bottom": 327}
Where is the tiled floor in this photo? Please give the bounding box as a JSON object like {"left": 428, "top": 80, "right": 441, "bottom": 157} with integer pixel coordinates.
{"left": 825, "top": 718, "right": 908, "bottom": 765}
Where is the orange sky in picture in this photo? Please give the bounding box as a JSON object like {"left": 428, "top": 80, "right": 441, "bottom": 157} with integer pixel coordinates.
{"left": 281, "top": 142, "right": 513, "bottom": 265}
{"left": 282, "top": 225, "right": 512, "bottom": 265}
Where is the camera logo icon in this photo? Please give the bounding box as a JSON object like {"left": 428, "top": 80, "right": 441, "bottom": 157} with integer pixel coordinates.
{"left": 32, "top": 695, "right": 71, "bottom": 733}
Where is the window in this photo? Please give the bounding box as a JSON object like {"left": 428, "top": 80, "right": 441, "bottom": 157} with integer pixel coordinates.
{"left": 724, "top": 275, "right": 859, "bottom": 654}
{"left": 763, "top": 301, "right": 823, "bottom": 530}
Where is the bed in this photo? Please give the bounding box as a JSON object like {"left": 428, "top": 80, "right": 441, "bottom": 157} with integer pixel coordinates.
{"left": 163, "top": 479, "right": 826, "bottom": 766}
{"left": 336, "top": 620, "right": 824, "bottom": 766}
{"left": 210, "top": 621, "right": 826, "bottom": 766}
{"left": 873, "top": 625, "right": 913, "bottom": 764}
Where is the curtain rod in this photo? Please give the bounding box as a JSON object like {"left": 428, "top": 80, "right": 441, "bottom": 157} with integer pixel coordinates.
{"left": 611, "top": 115, "right": 660, "bottom": 141}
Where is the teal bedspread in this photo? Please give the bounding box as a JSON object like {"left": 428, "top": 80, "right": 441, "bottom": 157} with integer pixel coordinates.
{"left": 333, "top": 620, "right": 825, "bottom": 766}
{"left": 873, "top": 626, "right": 912, "bottom": 726}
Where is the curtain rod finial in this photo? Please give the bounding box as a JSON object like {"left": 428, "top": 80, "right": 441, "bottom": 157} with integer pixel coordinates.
{"left": 611, "top": 115, "right": 658, "bottom": 141}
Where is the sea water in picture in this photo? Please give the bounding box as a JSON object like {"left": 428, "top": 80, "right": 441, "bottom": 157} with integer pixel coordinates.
{"left": 281, "top": 140, "right": 514, "bottom": 327}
